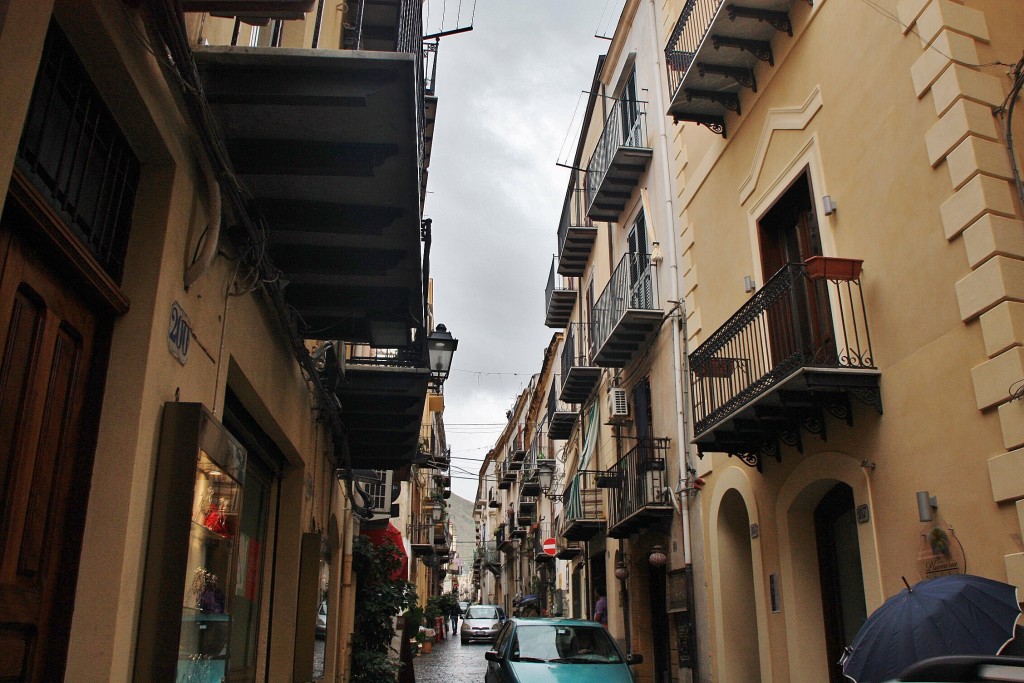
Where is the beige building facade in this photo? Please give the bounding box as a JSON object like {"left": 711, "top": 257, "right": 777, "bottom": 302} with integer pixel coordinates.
{"left": 0, "top": 1, "right": 438, "bottom": 681}
{"left": 486, "top": 1, "right": 1024, "bottom": 683}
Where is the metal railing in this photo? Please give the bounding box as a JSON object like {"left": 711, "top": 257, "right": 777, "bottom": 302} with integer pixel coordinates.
{"left": 665, "top": 0, "right": 723, "bottom": 100}
{"left": 557, "top": 171, "right": 594, "bottom": 255}
{"left": 548, "top": 378, "right": 576, "bottom": 419}
{"left": 410, "top": 512, "right": 435, "bottom": 546}
{"left": 689, "top": 261, "right": 874, "bottom": 436}
{"left": 590, "top": 253, "right": 660, "bottom": 359}
{"left": 546, "top": 256, "right": 576, "bottom": 308}
{"left": 561, "top": 322, "right": 594, "bottom": 381}
{"left": 562, "top": 470, "right": 605, "bottom": 525}
{"left": 585, "top": 97, "right": 649, "bottom": 212}
{"left": 607, "top": 437, "right": 671, "bottom": 528}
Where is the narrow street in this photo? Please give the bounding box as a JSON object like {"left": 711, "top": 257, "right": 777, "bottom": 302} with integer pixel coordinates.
{"left": 413, "top": 628, "right": 489, "bottom": 682}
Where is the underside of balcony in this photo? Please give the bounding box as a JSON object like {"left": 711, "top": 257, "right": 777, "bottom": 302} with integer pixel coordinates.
{"left": 561, "top": 518, "right": 605, "bottom": 542}
{"left": 665, "top": 0, "right": 795, "bottom": 137}
{"left": 335, "top": 362, "right": 429, "bottom": 469}
{"left": 194, "top": 46, "right": 424, "bottom": 345}
{"left": 693, "top": 368, "right": 882, "bottom": 470}
{"left": 558, "top": 224, "right": 598, "bottom": 276}
{"left": 586, "top": 147, "right": 653, "bottom": 222}
{"left": 555, "top": 539, "right": 583, "bottom": 560}
{"left": 545, "top": 288, "right": 577, "bottom": 328}
{"left": 549, "top": 409, "right": 577, "bottom": 440}
{"left": 560, "top": 366, "right": 602, "bottom": 403}
{"left": 608, "top": 505, "right": 673, "bottom": 539}
{"left": 593, "top": 310, "right": 664, "bottom": 367}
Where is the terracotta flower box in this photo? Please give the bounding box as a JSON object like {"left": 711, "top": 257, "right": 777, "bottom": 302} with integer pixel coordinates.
{"left": 804, "top": 256, "right": 863, "bottom": 281}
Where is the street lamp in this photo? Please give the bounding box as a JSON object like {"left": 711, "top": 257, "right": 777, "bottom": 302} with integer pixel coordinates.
{"left": 427, "top": 324, "right": 458, "bottom": 392}
{"left": 536, "top": 461, "right": 554, "bottom": 492}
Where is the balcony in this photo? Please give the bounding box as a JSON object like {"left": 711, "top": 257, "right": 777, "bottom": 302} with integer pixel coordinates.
{"left": 591, "top": 253, "right": 663, "bottom": 368}
{"left": 548, "top": 379, "right": 577, "bottom": 440}
{"left": 557, "top": 174, "right": 597, "bottom": 276}
{"left": 518, "top": 494, "right": 538, "bottom": 519}
{"left": 545, "top": 256, "right": 577, "bottom": 328}
{"left": 531, "top": 523, "right": 555, "bottom": 563}
{"left": 585, "top": 97, "right": 653, "bottom": 222}
{"left": 689, "top": 260, "right": 881, "bottom": 470}
{"left": 495, "top": 524, "right": 515, "bottom": 553}
{"left": 561, "top": 322, "right": 601, "bottom": 403}
{"left": 665, "top": 0, "right": 796, "bottom": 137}
{"left": 510, "top": 434, "right": 527, "bottom": 463}
{"left": 560, "top": 470, "right": 606, "bottom": 542}
{"left": 335, "top": 345, "right": 429, "bottom": 469}
{"left": 410, "top": 512, "right": 436, "bottom": 556}
{"left": 555, "top": 536, "right": 583, "bottom": 560}
{"left": 193, "top": 0, "right": 428, "bottom": 345}
{"left": 498, "top": 461, "right": 514, "bottom": 490}
{"left": 607, "top": 437, "right": 674, "bottom": 538}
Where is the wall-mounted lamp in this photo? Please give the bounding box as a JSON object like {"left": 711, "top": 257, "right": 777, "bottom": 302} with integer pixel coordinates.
{"left": 614, "top": 559, "right": 630, "bottom": 581}
{"left": 744, "top": 275, "right": 756, "bottom": 293}
{"left": 648, "top": 545, "right": 668, "bottom": 567}
{"left": 916, "top": 491, "right": 937, "bottom": 522}
{"left": 823, "top": 195, "right": 837, "bottom": 216}
{"left": 427, "top": 324, "right": 458, "bottom": 392}
{"left": 431, "top": 503, "right": 443, "bottom": 522}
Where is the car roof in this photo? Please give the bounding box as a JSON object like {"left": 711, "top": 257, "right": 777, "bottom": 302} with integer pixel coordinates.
{"left": 507, "top": 617, "right": 604, "bottom": 627}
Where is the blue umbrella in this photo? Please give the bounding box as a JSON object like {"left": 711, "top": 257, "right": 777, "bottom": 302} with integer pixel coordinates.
{"left": 842, "top": 574, "right": 1021, "bottom": 683}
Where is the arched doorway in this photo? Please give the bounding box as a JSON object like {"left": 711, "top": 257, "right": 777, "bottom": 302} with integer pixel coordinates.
{"left": 718, "top": 490, "right": 761, "bottom": 683}
{"left": 815, "top": 483, "right": 867, "bottom": 683}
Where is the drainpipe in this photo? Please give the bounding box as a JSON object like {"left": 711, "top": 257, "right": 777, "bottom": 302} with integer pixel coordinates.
{"left": 183, "top": 151, "right": 222, "bottom": 289}
{"left": 645, "top": 0, "right": 691, "bottom": 566}
{"left": 646, "top": 1, "right": 703, "bottom": 680}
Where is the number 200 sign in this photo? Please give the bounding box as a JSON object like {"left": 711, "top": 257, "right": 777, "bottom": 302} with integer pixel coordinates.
{"left": 168, "top": 301, "right": 191, "bottom": 366}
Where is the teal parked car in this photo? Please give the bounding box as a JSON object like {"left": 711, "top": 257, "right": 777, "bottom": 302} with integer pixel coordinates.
{"left": 484, "top": 618, "right": 642, "bottom": 683}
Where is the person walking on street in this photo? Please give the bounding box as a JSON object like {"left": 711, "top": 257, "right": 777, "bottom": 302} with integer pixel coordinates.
{"left": 594, "top": 586, "right": 607, "bottom": 627}
{"left": 449, "top": 602, "right": 461, "bottom": 635}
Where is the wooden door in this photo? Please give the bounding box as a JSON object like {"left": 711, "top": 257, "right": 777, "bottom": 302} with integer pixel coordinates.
{"left": 758, "top": 172, "right": 834, "bottom": 364}
{"left": 0, "top": 219, "right": 101, "bottom": 682}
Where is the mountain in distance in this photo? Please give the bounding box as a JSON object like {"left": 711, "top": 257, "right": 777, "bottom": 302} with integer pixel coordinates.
{"left": 447, "top": 492, "right": 476, "bottom": 569}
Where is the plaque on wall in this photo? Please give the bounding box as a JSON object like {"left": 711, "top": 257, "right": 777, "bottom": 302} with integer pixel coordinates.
{"left": 916, "top": 521, "right": 965, "bottom": 580}
{"left": 667, "top": 569, "right": 688, "bottom": 613}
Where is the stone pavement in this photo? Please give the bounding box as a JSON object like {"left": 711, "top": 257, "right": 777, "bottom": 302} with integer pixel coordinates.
{"left": 413, "top": 626, "right": 489, "bottom": 682}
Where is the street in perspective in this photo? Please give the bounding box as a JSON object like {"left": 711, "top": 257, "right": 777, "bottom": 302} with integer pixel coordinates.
{"left": 0, "top": 1, "right": 1022, "bottom": 683}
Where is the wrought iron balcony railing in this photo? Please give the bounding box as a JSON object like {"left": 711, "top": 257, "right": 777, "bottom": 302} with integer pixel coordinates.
{"left": 557, "top": 173, "right": 597, "bottom": 276}
{"left": 584, "top": 96, "right": 651, "bottom": 220}
{"left": 410, "top": 512, "right": 435, "bottom": 551}
{"left": 548, "top": 378, "right": 578, "bottom": 440}
{"left": 560, "top": 322, "right": 601, "bottom": 403}
{"left": 590, "top": 252, "right": 662, "bottom": 367}
{"left": 665, "top": 0, "right": 720, "bottom": 103}
{"left": 545, "top": 256, "right": 577, "bottom": 328}
{"left": 607, "top": 437, "right": 674, "bottom": 537}
{"left": 689, "top": 260, "right": 879, "bottom": 461}
{"left": 560, "top": 470, "right": 606, "bottom": 541}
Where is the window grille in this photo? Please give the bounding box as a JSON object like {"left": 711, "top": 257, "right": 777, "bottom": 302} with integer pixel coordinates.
{"left": 17, "top": 20, "right": 140, "bottom": 284}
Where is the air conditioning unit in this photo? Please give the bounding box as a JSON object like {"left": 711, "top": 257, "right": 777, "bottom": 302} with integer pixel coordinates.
{"left": 608, "top": 388, "right": 630, "bottom": 422}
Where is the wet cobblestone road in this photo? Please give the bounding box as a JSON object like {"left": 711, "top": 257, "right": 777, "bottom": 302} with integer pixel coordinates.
{"left": 413, "top": 629, "right": 489, "bottom": 682}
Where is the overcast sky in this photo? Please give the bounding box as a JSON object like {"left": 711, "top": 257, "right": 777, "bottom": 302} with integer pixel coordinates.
{"left": 422, "top": 1, "right": 623, "bottom": 501}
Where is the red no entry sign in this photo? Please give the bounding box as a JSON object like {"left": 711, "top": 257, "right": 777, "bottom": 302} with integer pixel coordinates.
{"left": 542, "top": 537, "right": 557, "bottom": 556}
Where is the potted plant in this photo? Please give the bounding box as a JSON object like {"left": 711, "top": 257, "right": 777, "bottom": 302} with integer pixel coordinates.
{"left": 803, "top": 256, "right": 863, "bottom": 281}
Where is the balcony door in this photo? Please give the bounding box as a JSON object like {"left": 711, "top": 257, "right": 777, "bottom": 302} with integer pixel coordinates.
{"left": 758, "top": 171, "right": 833, "bottom": 366}
{"left": 627, "top": 213, "right": 652, "bottom": 309}
{"left": 620, "top": 70, "right": 642, "bottom": 147}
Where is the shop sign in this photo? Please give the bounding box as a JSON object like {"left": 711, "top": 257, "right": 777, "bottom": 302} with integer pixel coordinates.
{"left": 917, "top": 524, "right": 965, "bottom": 579}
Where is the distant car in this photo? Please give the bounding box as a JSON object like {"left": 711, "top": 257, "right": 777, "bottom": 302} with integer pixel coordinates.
{"left": 459, "top": 600, "right": 470, "bottom": 614}
{"left": 460, "top": 604, "right": 506, "bottom": 645}
{"left": 316, "top": 601, "right": 327, "bottom": 639}
{"left": 484, "top": 618, "right": 642, "bottom": 683}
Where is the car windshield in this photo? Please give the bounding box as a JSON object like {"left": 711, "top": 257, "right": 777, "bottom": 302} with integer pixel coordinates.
{"left": 466, "top": 607, "right": 500, "bottom": 619}
{"left": 510, "top": 625, "right": 622, "bottom": 664}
